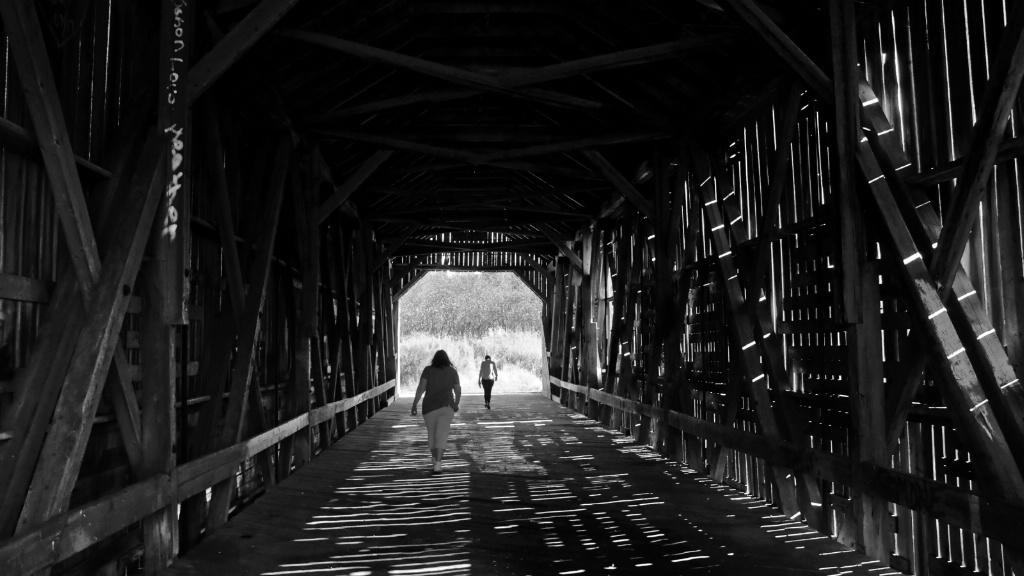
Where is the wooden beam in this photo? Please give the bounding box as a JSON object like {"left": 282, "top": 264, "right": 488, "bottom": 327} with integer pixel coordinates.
{"left": 478, "top": 132, "right": 671, "bottom": 162}
{"left": 496, "top": 36, "right": 730, "bottom": 86}
{"left": 318, "top": 88, "right": 482, "bottom": 120}
{"left": 521, "top": 255, "right": 555, "bottom": 284}
{"left": 279, "top": 29, "right": 606, "bottom": 110}
{"left": 859, "top": 79, "right": 1024, "bottom": 476}
{"left": 0, "top": 116, "right": 110, "bottom": 180}
{"left": 694, "top": 153, "right": 804, "bottom": 520}
{"left": 0, "top": 0, "right": 100, "bottom": 290}
{"left": 371, "top": 202, "right": 587, "bottom": 219}
{"left": 905, "top": 137, "right": 1024, "bottom": 187}
{"left": 718, "top": 0, "right": 832, "bottom": 102}
{"left": 829, "top": 0, "right": 862, "bottom": 324}
{"left": 0, "top": 475, "right": 174, "bottom": 576}
{"left": 157, "top": 0, "right": 194, "bottom": 325}
{"left": 202, "top": 102, "right": 248, "bottom": 321}
{"left": 304, "top": 155, "right": 334, "bottom": 449}
{"left": 176, "top": 380, "right": 397, "bottom": 501}
{"left": 537, "top": 224, "right": 584, "bottom": 273}
{"left": 396, "top": 264, "right": 538, "bottom": 274}
{"left": 187, "top": 0, "right": 302, "bottom": 102}
{"left": 0, "top": 376, "right": 396, "bottom": 573}
{"left": 206, "top": 137, "right": 292, "bottom": 527}
{"left": 930, "top": 1, "right": 1024, "bottom": 297}
{"left": 580, "top": 150, "right": 656, "bottom": 221}
{"left": 315, "top": 150, "right": 392, "bottom": 224}
{"left": 283, "top": 171, "right": 319, "bottom": 475}
{"left": 372, "top": 227, "right": 418, "bottom": 270}
{"left": 316, "top": 37, "right": 725, "bottom": 120}
{"left": 551, "top": 376, "right": 1024, "bottom": 554}
{"left": 16, "top": 134, "right": 165, "bottom": 531}
{"left": 0, "top": 278, "right": 84, "bottom": 537}
{"left": 139, "top": 260, "right": 179, "bottom": 573}
{"left": 0, "top": 132, "right": 163, "bottom": 536}
{"left": 178, "top": 114, "right": 251, "bottom": 546}
{"left": 395, "top": 238, "right": 555, "bottom": 253}
{"left": 0, "top": 273, "right": 51, "bottom": 304}
{"left": 721, "top": 1, "right": 1024, "bottom": 499}
{"left": 315, "top": 130, "right": 600, "bottom": 180}
{"left": 857, "top": 140, "right": 1024, "bottom": 500}
{"left": 392, "top": 269, "right": 428, "bottom": 301}
{"left": 701, "top": 154, "right": 822, "bottom": 519}
{"left": 596, "top": 192, "right": 627, "bottom": 220}
{"left": 848, "top": 262, "right": 891, "bottom": 559}
{"left": 749, "top": 84, "right": 802, "bottom": 301}
{"left": 105, "top": 347, "right": 146, "bottom": 482}
{"left": 394, "top": 247, "right": 556, "bottom": 258}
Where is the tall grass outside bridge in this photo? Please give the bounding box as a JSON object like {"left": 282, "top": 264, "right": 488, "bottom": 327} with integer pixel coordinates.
{"left": 398, "top": 272, "right": 545, "bottom": 396}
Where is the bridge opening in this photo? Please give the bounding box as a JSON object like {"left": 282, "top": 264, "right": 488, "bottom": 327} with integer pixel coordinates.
{"left": 396, "top": 271, "right": 545, "bottom": 398}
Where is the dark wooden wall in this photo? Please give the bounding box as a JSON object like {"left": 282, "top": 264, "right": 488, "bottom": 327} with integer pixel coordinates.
{"left": 0, "top": 1, "right": 398, "bottom": 573}
{"left": 546, "top": 2, "right": 1024, "bottom": 576}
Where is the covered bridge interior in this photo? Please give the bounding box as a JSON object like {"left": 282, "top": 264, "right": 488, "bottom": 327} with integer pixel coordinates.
{"left": 2, "top": 0, "right": 1024, "bottom": 573}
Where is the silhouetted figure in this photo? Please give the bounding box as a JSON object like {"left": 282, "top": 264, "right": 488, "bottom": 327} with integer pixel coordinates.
{"left": 411, "top": 349, "right": 461, "bottom": 473}
{"left": 478, "top": 354, "right": 498, "bottom": 409}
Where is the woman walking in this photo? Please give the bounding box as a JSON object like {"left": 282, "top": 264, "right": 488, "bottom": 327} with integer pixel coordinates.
{"left": 478, "top": 354, "right": 498, "bottom": 409}
{"left": 411, "top": 350, "right": 461, "bottom": 473}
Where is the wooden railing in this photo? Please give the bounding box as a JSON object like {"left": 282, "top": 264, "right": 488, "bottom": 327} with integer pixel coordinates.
{"left": 548, "top": 376, "right": 1024, "bottom": 555}
{"left": 0, "top": 379, "right": 397, "bottom": 574}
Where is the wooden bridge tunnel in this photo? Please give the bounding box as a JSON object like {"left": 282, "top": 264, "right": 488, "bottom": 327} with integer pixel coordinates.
{"left": 1, "top": 0, "right": 1024, "bottom": 573}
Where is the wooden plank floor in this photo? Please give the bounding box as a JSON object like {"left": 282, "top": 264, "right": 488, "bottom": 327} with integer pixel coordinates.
{"left": 162, "top": 394, "right": 896, "bottom": 576}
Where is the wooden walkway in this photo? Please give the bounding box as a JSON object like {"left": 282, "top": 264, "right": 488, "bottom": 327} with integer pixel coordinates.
{"left": 162, "top": 394, "right": 895, "bottom": 576}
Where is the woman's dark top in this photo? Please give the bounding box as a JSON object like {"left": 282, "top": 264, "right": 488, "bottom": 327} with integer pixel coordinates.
{"left": 420, "top": 365, "right": 460, "bottom": 414}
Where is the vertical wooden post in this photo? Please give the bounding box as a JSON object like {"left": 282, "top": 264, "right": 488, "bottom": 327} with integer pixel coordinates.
{"left": 341, "top": 226, "right": 359, "bottom": 429}
{"left": 157, "top": 0, "right": 193, "bottom": 325}
{"left": 394, "top": 296, "right": 402, "bottom": 396}
{"left": 281, "top": 163, "right": 318, "bottom": 474}
{"left": 655, "top": 153, "right": 684, "bottom": 460}
{"left": 693, "top": 152, "right": 803, "bottom": 518}
{"left": 605, "top": 223, "right": 630, "bottom": 429}
{"left": 383, "top": 262, "right": 399, "bottom": 384}
{"left": 848, "top": 262, "right": 892, "bottom": 561}
{"left": 629, "top": 223, "right": 650, "bottom": 444}
{"left": 561, "top": 277, "right": 578, "bottom": 405}
{"left": 579, "top": 226, "right": 600, "bottom": 417}
{"left": 140, "top": 262, "right": 179, "bottom": 574}
{"left": 206, "top": 137, "right": 291, "bottom": 530}
{"left": 548, "top": 258, "right": 567, "bottom": 386}
{"left": 829, "top": 0, "right": 862, "bottom": 324}
{"left": 593, "top": 230, "right": 609, "bottom": 399}
{"left": 15, "top": 139, "right": 165, "bottom": 533}
{"left": 354, "top": 225, "right": 374, "bottom": 422}
{"left": 145, "top": 1, "right": 192, "bottom": 551}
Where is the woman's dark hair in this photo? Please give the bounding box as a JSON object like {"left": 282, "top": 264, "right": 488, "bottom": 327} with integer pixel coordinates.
{"left": 431, "top": 349, "right": 453, "bottom": 368}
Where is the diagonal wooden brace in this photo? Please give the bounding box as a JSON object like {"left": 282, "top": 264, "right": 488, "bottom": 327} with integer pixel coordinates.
{"left": 206, "top": 136, "right": 292, "bottom": 528}
{"left": 693, "top": 154, "right": 803, "bottom": 518}
{"left": 859, "top": 80, "right": 1024, "bottom": 473}
{"left": 16, "top": 134, "right": 166, "bottom": 531}
{"left": 856, "top": 142, "right": 1024, "bottom": 500}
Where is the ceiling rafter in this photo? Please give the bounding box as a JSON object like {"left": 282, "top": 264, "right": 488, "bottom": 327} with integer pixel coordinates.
{"left": 311, "top": 36, "right": 722, "bottom": 121}
{"left": 279, "top": 29, "right": 607, "bottom": 110}
{"left": 313, "top": 129, "right": 603, "bottom": 180}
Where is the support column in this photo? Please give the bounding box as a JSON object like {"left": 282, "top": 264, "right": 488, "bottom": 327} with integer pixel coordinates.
{"left": 140, "top": 261, "right": 179, "bottom": 574}
{"left": 848, "top": 262, "right": 892, "bottom": 561}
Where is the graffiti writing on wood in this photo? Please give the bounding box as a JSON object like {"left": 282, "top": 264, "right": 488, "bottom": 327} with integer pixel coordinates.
{"left": 163, "top": 124, "right": 184, "bottom": 240}
{"left": 165, "top": 0, "right": 187, "bottom": 105}
{"left": 161, "top": 0, "right": 188, "bottom": 241}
